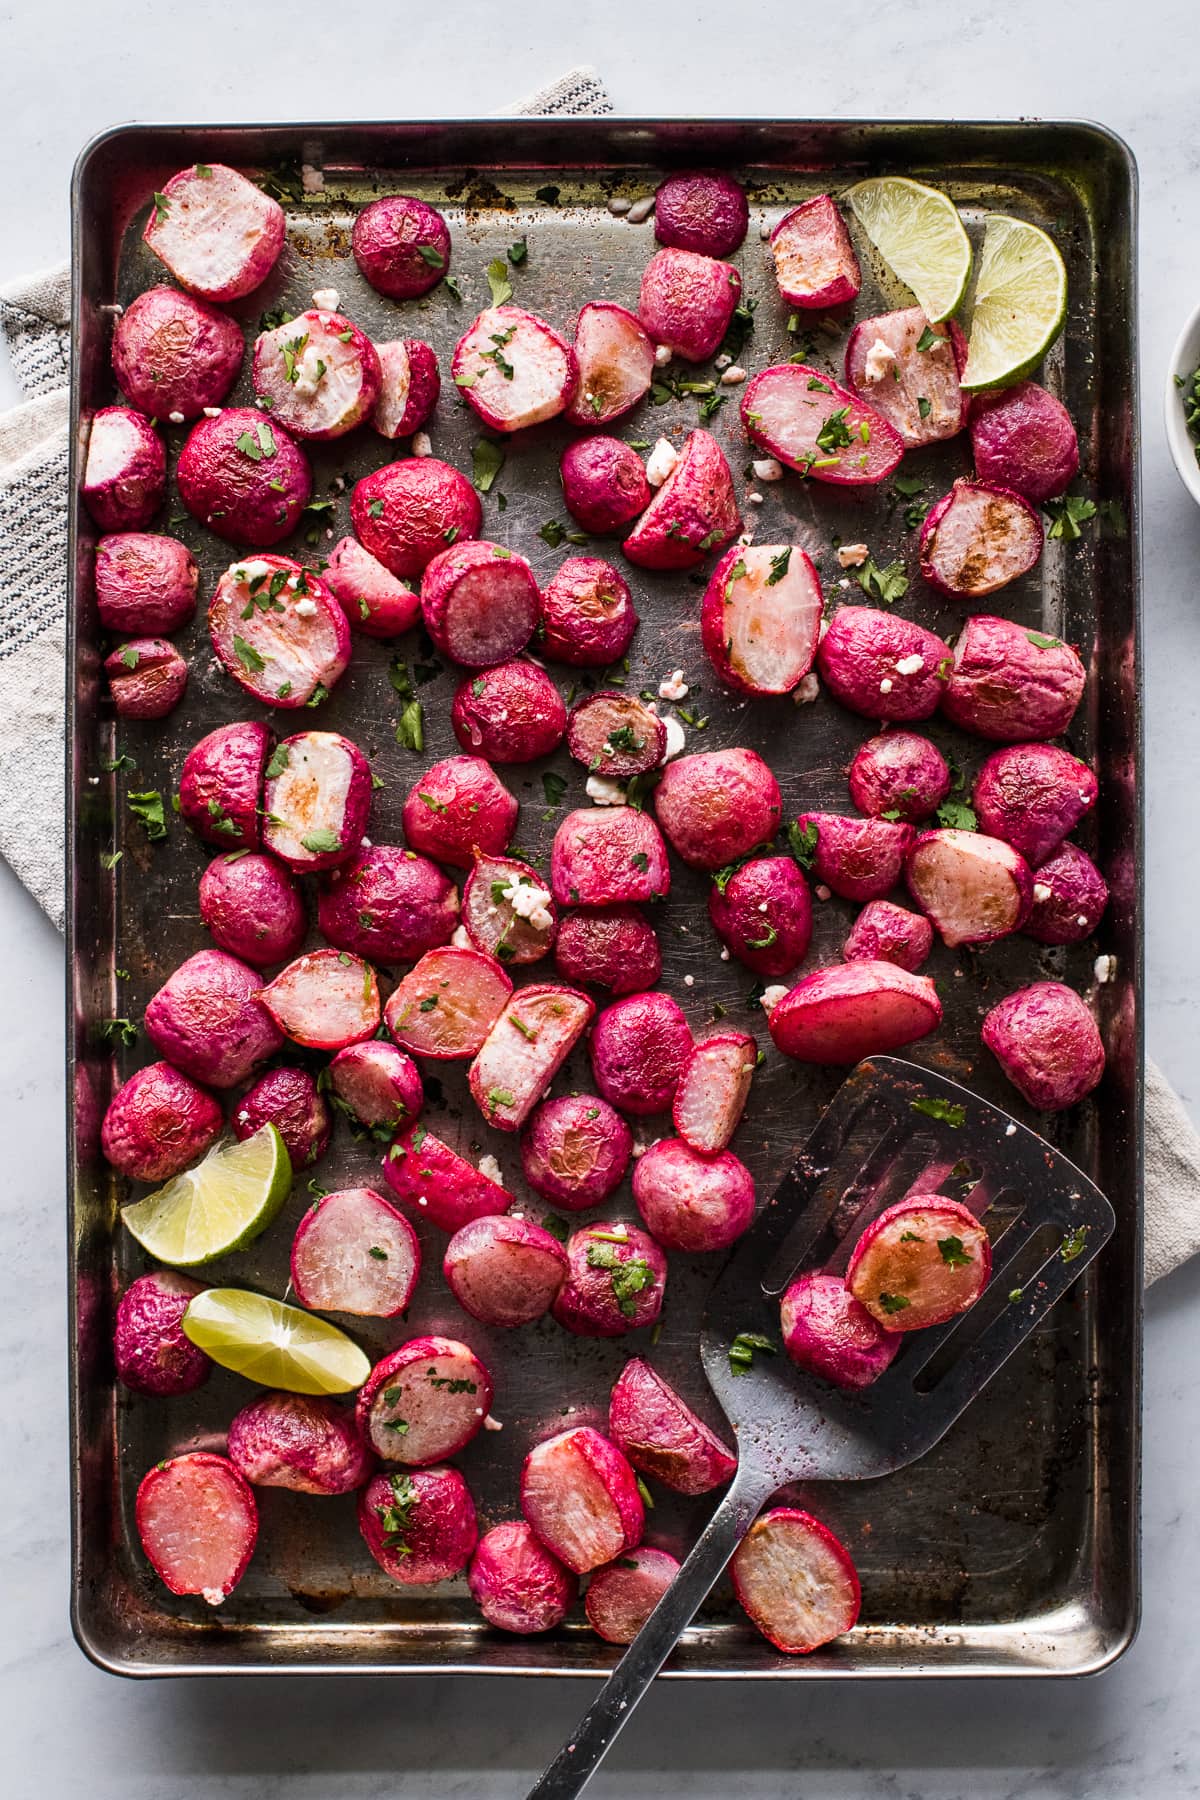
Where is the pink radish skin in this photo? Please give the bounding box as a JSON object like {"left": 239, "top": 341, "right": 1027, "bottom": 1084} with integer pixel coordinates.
{"left": 633, "top": 1137, "right": 756, "bottom": 1253}
{"left": 318, "top": 844, "right": 459, "bottom": 964}
{"left": 291, "top": 1187, "right": 420, "bottom": 1318}
{"left": 82, "top": 408, "right": 165, "bottom": 531}
{"left": 655, "top": 172, "right": 749, "bottom": 257}
{"left": 565, "top": 304, "right": 656, "bottom": 428}
{"left": 232, "top": 1066, "right": 331, "bottom": 1168}
{"left": 655, "top": 747, "right": 782, "bottom": 870}
{"left": 145, "top": 950, "right": 283, "bottom": 1088}
{"left": 981, "top": 981, "right": 1106, "bottom": 1111}
{"left": 227, "top": 1392, "right": 374, "bottom": 1495}
{"left": 920, "top": 478, "right": 1044, "bottom": 599}
{"left": 452, "top": 661, "right": 567, "bottom": 763}
{"left": 848, "top": 732, "right": 951, "bottom": 823}
{"left": 468, "top": 1521, "right": 578, "bottom": 1634}
{"left": 971, "top": 743, "right": 1097, "bottom": 865}
{"left": 847, "top": 1195, "right": 991, "bottom": 1331}
{"left": 553, "top": 905, "right": 662, "bottom": 994}
{"left": 453, "top": 305, "right": 578, "bottom": 431}
{"left": 768, "top": 960, "right": 942, "bottom": 1065}
{"left": 262, "top": 729, "right": 370, "bottom": 871}
{"left": 209, "top": 557, "right": 349, "bottom": 707}
{"left": 114, "top": 1271, "right": 211, "bottom": 1397}
{"left": 401, "top": 755, "right": 518, "bottom": 868}
{"left": 179, "top": 720, "right": 270, "bottom": 852}
{"left": 520, "top": 1093, "right": 633, "bottom": 1211}
{"left": 94, "top": 532, "right": 198, "bottom": 635}
{"left": 553, "top": 1222, "right": 667, "bottom": 1339}
{"left": 540, "top": 557, "right": 639, "bottom": 666}
{"left": 385, "top": 946, "right": 513, "bottom": 1060}
{"left": 350, "top": 459, "right": 482, "bottom": 579}
{"left": 590, "top": 991, "right": 693, "bottom": 1117}
{"left": 469, "top": 983, "right": 596, "bottom": 1133}
{"left": 462, "top": 854, "right": 557, "bottom": 966}
{"left": 352, "top": 197, "right": 452, "bottom": 301}
{"left": 741, "top": 365, "right": 903, "bottom": 486}
{"left": 560, "top": 435, "right": 652, "bottom": 533}
{"left": 137, "top": 1454, "right": 258, "bottom": 1605}
{"left": 521, "top": 1427, "right": 645, "bottom": 1573}
{"left": 329, "top": 1041, "right": 424, "bottom": 1133}
{"left": 780, "top": 1273, "right": 900, "bottom": 1389}
{"left": 770, "top": 197, "right": 861, "bottom": 309}
{"left": 253, "top": 309, "right": 382, "bottom": 440}
{"left": 550, "top": 807, "right": 670, "bottom": 906}
{"left": 356, "top": 1336, "right": 493, "bottom": 1466}
{"left": 358, "top": 1465, "right": 478, "bottom": 1585}
{"left": 1023, "top": 843, "right": 1109, "bottom": 946}
{"left": 623, "top": 429, "right": 740, "bottom": 571}
{"left": 702, "top": 543, "right": 824, "bottom": 696}
{"left": 587, "top": 1547, "right": 681, "bottom": 1644}
{"left": 443, "top": 1216, "right": 568, "bottom": 1328}
{"left": 608, "top": 1358, "right": 736, "bottom": 1496}
{"left": 199, "top": 852, "right": 306, "bottom": 968}
{"left": 102, "top": 1062, "right": 223, "bottom": 1182}
{"left": 567, "top": 691, "right": 666, "bottom": 778}
{"left": 382, "top": 1121, "right": 510, "bottom": 1233}
{"left": 112, "top": 286, "right": 244, "bottom": 421}
{"left": 970, "top": 381, "right": 1081, "bottom": 504}
{"left": 105, "top": 637, "right": 188, "bottom": 719}
{"left": 708, "top": 855, "right": 813, "bottom": 978}
{"left": 142, "top": 163, "right": 284, "bottom": 301}
{"left": 843, "top": 900, "right": 934, "bottom": 973}
{"left": 177, "top": 409, "right": 311, "bottom": 546}
{"left": 816, "top": 606, "right": 949, "bottom": 723}
{"left": 324, "top": 536, "right": 420, "bottom": 640}
{"left": 906, "top": 828, "right": 1033, "bottom": 948}
{"left": 637, "top": 246, "right": 741, "bottom": 364}
{"left": 732, "top": 1507, "right": 861, "bottom": 1654}
{"left": 672, "top": 1032, "right": 757, "bottom": 1155}
{"left": 421, "top": 539, "right": 542, "bottom": 668}
{"left": 262, "top": 949, "right": 380, "bottom": 1051}
{"left": 844, "top": 308, "right": 968, "bottom": 447}
{"left": 372, "top": 338, "right": 441, "bottom": 440}
{"left": 796, "top": 811, "right": 915, "bottom": 903}
{"left": 940, "top": 614, "right": 1086, "bottom": 743}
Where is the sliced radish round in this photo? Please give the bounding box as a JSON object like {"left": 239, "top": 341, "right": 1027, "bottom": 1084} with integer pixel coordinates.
{"left": 452, "top": 305, "right": 577, "bottom": 431}
{"left": 382, "top": 1121, "right": 510, "bottom": 1232}
{"left": 324, "top": 535, "right": 420, "bottom": 639}
{"left": 780, "top": 1272, "right": 900, "bottom": 1389}
{"left": 263, "top": 948, "right": 380, "bottom": 1050}
{"left": 468, "top": 983, "right": 596, "bottom": 1133}
{"left": 846, "top": 1195, "right": 991, "bottom": 1331}
{"left": 142, "top": 163, "right": 284, "bottom": 302}
{"left": 329, "top": 1042, "right": 423, "bottom": 1134}
{"left": 384, "top": 946, "right": 512, "bottom": 1060}
{"left": 770, "top": 196, "right": 861, "bottom": 309}
{"left": 741, "top": 364, "right": 903, "bottom": 485}
{"left": 701, "top": 543, "right": 823, "bottom": 696}
{"left": 291, "top": 1187, "right": 420, "bottom": 1318}
{"left": 586, "top": 1547, "right": 681, "bottom": 1644}
{"left": 550, "top": 807, "right": 671, "bottom": 906}
{"left": 209, "top": 556, "right": 349, "bottom": 709}
{"left": 420, "top": 540, "right": 541, "bottom": 668}
{"left": 261, "top": 728, "right": 371, "bottom": 872}
{"left": 844, "top": 307, "right": 968, "bottom": 447}
{"left": 905, "top": 828, "right": 1033, "bottom": 948}
{"left": 623, "top": 428, "right": 740, "bottom": 571}
{"left": 468, "top": 1520, "right": 578, "bottom": 1634}
{"left": 462, "top": 854, "right": 557, "bottom": 965}
{"left": 768, "top": 961, "right": 942, "bottom": 1065}
{"left": 566, "top": 302, "right": 656, "bottom": 426}
{"left": 731, "top": 1507, "right": 860, "bottom": 1654}
{"left": 920, "top": 478, "right": 1045, "bottom": 599}
{"left": 252, "top": 310, "right": 381, "bottom": 440}
{"left": 372, "top": 338, "right": 441, "bottom": 440}
{"left": 520, "top": 1427, "right": 644, "bottom": 1574}
{"left": 566, "top": 691, "right": 666, "bottom": 778}
{"left": 608, "top": 1357, "right": 737, "bottom": 1496}
{"left": 444, "top": 1215, "right": 568, "bottom": 1328}
{"left": 135, "top": 1452, "right": 258, "bottom": 1605}
{"left": 672, "top": 1031, "right": 757, "bottom": 1155}
{"left": 356, "top": 1336, "right": 493, "bottom": 1465}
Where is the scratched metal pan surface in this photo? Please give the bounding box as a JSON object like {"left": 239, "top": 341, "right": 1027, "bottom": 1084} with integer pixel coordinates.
{"left": 67, "top": 119, "right": 1142, "bottom": 1678}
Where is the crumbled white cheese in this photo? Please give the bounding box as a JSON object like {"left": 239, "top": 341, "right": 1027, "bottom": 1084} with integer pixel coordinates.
{"left": 201, "top": 1587, "right": 226, "bottom": 1607}
{"left": 1094, "top": 953, "right": 1117, "bottom": 984}
{"left": 294, "top": 598, "right": 318, "bottom": 618}
{"left": 759, "top": 217, "right": 773, "bottom": 240}
{"left": 235, "top": 559, "right": 273, "bottom": 583}
{"left": 715, "top": 353, "right": 732, "bottom": 370}
{"left": 631, "top": 1142, "right": 648, "bottom": 1159}
{"left": 879, "top": 677, "right": 894, "bottom": 694}
{"left": 720, "top": 365, "right": 747, "bottom": 386}
{"left": 311, "top": 286, "right": 340, "bottom": 312}
{"left": 752, "top": 456, "right": 783, "bottom": 483}
{"left": 450, "top": 924, "right": 472, "bottom": 948}
{"left": 1076, "top": 914, "right": 1089, "bottom": 928}
{"left": 737, "top": 529, "right": 755, "bottom": 547}
{"left": 301, "top": 164, "right": 325, "bottom": 194}
{"left": 167, "top": 410, "right": 184, "bottom": 425}
{"left": 720, "top": 947, "right": 730, "bottom": 961}
{"left": 645, "top": 437, "right": 680, "bottom": 487}
{"left": 1032, "top": 883, "right": 1053, "bottom": 904}
{"left": 684, "top": 974, "right": 695, "bottom": 987}
{"left": 654, "top": 343, "right": 673, "bottom": 367}
{"left": 1005, "top": 1121, "right": 1017, "bottom": 1137}
{"left": 626, "top": 195, "right": 656, "bottom": 223}
{"left": 838, "top": 577, "right": 851, "bottom": 590}
{"left": 483, "top": 1414, "right": 504, "bottom": 1431}
{"left": 291, "top": 343, "right": 327, "bottom": 398}
{"left": 202, "top": 406, "right": 222, "bottom": 417}
{"left": 748, "top": 490, "right": 764, "bottom": 506}
{"left": 863, "top": 337, "right": 898, "bottom": 383}
{"left": 658, "top": 669, "right": 689, "bottom": 701}
{"left": 793, "top": 673, "right": 820, "bottom": 705}
{"left": 477, "top": 1153, "right": 504, "bottom": 1186}
{"left": 894, "top": 654, "right": 924, "bottom": 676}
{"left": 662, "top": 715, "right": 687, "bottom": 760}
{"left": 607, "top": 196, "right": 632, "bottom": 216}
{"left": 757, "top": 901, "right": 769, "bottom": 913}
{"left": 502, "top": 880, "right": 555, "bottom": 930}
{"left": 759, "top": 984, "right": 789, "bottom": 1013}
{"left": 585, "top": 774, "right": 628, "bottom": 807}
{"left": 815, "top": 885, "right": 832, "bottom": 902}
{"left": 412, "top": 431, "right": 433, "bottom": 458}
{"left": 837, "top": 543, "right": 869, "bottom": 568}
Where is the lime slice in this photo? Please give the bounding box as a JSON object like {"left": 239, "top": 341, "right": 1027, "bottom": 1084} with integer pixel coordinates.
{"left": 845, "top": 176, "right": 972, "bottom": 323}
{"left": 182, "top": 1288, "right": 371, "bottom": 1395}
{"left": 121, "top": 1125, "right": 291, "bottom": 1267}
{"left": 960, "top": 214, "right": 1067, "bottom": 391}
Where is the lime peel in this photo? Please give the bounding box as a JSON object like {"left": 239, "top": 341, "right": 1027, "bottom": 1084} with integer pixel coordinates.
{"left": 183, "top": 1288, "right": 371, "bottom": 1395}
{"left": 960, "top": 214, "right": 1068, "bottom": 392}
{"left": 845, "top": 176, "right": 972, "bottom": 324}
{"left": 120, "top": 1125, "right": 291, "bottom": 1267}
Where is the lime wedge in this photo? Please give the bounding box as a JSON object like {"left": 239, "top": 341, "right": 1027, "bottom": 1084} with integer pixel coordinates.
{"left": 182, "top": 1288, "right": 371, "bottom": 1395}
{"left": 960, "top": 214, "right": 1067, "bottom": 391}
{"left": 845, "top": 176, "right": 972, "bottom": 323}
{"left": 121, "top": 1125, "right": 291, "bottom": 1267}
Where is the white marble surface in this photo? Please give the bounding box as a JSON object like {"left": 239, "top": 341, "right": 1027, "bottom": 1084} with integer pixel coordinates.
{"left": 4, "top": 4, "right": 1200, "bottom": 1795}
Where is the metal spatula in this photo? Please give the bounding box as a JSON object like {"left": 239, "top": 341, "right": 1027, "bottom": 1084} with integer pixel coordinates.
{"left": 529, "top": 1056, "right": 1115, "bottom": 1800}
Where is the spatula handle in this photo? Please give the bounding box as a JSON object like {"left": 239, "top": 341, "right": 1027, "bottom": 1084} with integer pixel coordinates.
{"left": 526, "top": 1463, "right": 778, "bottom": 1800}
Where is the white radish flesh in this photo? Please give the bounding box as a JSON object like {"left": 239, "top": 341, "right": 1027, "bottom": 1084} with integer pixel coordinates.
{"left": 384, "top": 947, "right": 512, "bottom": 1060}
{"left": 291, "top": 1187, "right": 420, "bottom": 1317}
{"left": 469, "top": 984, "right": 596, "bottom": 1132}
{"left": 672, "top": 1032, "right": 757, "bottom": 1154}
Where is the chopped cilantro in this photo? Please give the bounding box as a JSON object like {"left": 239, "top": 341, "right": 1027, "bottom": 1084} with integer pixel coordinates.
{"left": 910, "top": 1096, "right": 966, "bottom": 1127}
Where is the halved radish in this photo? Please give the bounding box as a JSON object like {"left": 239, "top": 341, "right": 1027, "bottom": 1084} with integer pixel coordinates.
{"left": 468, "top": 1520, "right": 578, "bottom": 1635}
{"left": 226, "top": 1392, "right": 374, "bottom": 1495}
{"left": 708, "top": 855, "right": 813, "bottom": 978}
{"left": 633, "top": 1138, "right": 756, "bottom": 1253}
{"left": 623, "top": 428, "right": 740, "bottom": 570}
{"left": 637, "top": 246, "right": 741, "bottom": 364}
{"left": 421, "top": 540, "right": 542, "bottom": 668}
{"left": 401, "top": 755, "right": 519, "bottom": 870}
{"left": 372, "top": 338, "right": 441, "bottom": 440}
{"left": 263, "top": 948, "right": 380, "bottom": 1050}
{"left": 135, "top": 1452, "right": 258, "bottom": 1605}
{"left": 919, "top": 478, "right": 1045, "bottom": 599}
{"left": 566, "top": 302, "right": 655, "bottom": 425}
{"left": 520, "top": 1427, "right": 644, "bottom": 1574}
{"left": 291, "top": 1187, "right": 420, "bottom": 1318}
{"left": 655, "top": 747, "right": 782, "bottom": 871}
{"left": 560, "top": 436, "right": 652, "bottom": 534}
{"left": 905, "top": 828, "right": 1033, "bottom": 947}
{"left": 209, "top": 556, "right": 350, "bottom": 709}
{"left": 452, "top": 305, "right": 577, "bottom": 432}
{"left": 252, "top": 310, "right": 382, "bottom": 440}
{"left": 356, "top": 1336, "right": 493, "bottom": 1465}
{"left": 780, "top": 1272, "right": 900, "bottom": 1389}
{"left": 971, "top": 742, "right": 1097, "bottom": 865}
{"left": 462, "top": 854, "right": 557, "bottom": 965}
{"left": 981, "top": 980, "right": 1105, "bottom": 1111}
{"left": 769, "top": 196, "right": 861, "bottom": 309}
{"left": 142, "top": 163, "right": 284, "bottom": 302}
{"left": 352, "top": 197, "right": 452, "bottom": 301}
{"left": 844, "top": 307, "right": 968, "bottom": 447}
{"left": 846, "top": 1195, "right": 991, "bottom": 1331}
{"left": 443, "top": 1215, "right": 568, "bottom": 1328}
{"left": 741, "top": 365, "right": 903, "bottom": 485}
{"left": 550, "top": 807, "right": 671, "bottom": 906}
{"left": 701, "top": 543, "right": 823, "bottom": 696}
{"left": 553, "top": 1221, "right": 668, "bottom": 1337}
{"left": 589, "top": 991, "right": 693, "bottom": 1118}
{"left": 1023, "top": 842, "right": 1109, "bottom": 947}
{"left": 608, "top": 1357, "right": 737, "bottom": 1496}
{"left": 382, "top": 1121, "right": 510, "bottom": 1232}
{"left": 468, "top": 983, "right": 596, "bottom": 1132}
{"left": 82, "top": 406, "right": 166, "bottom": 532}
{"left": 731, "top": 1507, "right": 861, "bottom": 1654}
{"left": 939, "top": 614, "right": 1086, "bottom": 743}
{"left": 384, "top": 945, "right": 512, "bottom": 1059}
{"left": 358, "top": 1465, "right": 477, "bottom": 1585}
{"left": 540, "top": 556, "right": 639, "bottom": 665}
{"left": 318, "top": 843, "right": 459, "bottom": 964}
{"left": 672, "top": 1031, "right": 757, "bottom": 1155}
{"left": 329, "top": 1042, "right": 423, "bottom": 1134}
{"left": 261, "top": 728, "right": 371, "bottom": 872}
{"left": 566, "top": 691, "right": 666, "bottom": 778}
{"left": 324, "top": 535, "right": 420, "bottom": 639}
{"left": 655, "top": 171, "right": 749, "bottom": 257}
{"left": 586, "top": 1546, "right": 681, "bottom": 1645}
{"left": 768, "top": 961, "right": 942, "bottom": 1065}
{"left": 795, "top": 811, "right": 915, "bottom": 903}
{"left": 350, "top": 458, "right": 482, "bottom": 579}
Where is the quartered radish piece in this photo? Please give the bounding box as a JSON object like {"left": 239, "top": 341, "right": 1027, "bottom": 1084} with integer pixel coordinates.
{"left": 905, "top": 828, "right": 1033, "bottom": 947}
{"left": 741, "top": 364, "right": 904, "bottom": 485}
{"left": 608, "top": 1357, "right": 737, "bottom": 1496}
{"left": 261, "top": 728, "right": 371, "bottom": 872}
{"left": 623, "top": 428, "right": 740, "bottom": 571}
{"left": 468, "top": 984, "right": 596, "bottom": 1132}
{"left": 324, "top": 535, "right": 420, "bottom": 639}
{"left": 421, "top": 540, "right": 542, "bottom": 668}
{"left": 356, "top": 1336, "right": 494, "bottom": 1465}
{"left": 209, "top": 556, "right": 350, "bottom": 708}
{"left": 291, "top": 1187, "right": 420, "bottom": 1318}
{"left": 443, "top": 1215, "right": 568, "bottom": 1328}
{"left": 566, "top": 302, "right": 656, "bottom": 426}
{"left": 520, "top": 1427, "right": 644, "bottom": 1574}
{"left": 672, "top": 1031, "right": 757, "bottom": 1155}
{"left": 452, "top": 305, "right": 577, "bottom": 432}
{"left": 462, "top": 854, "right": 557, "bottom": 966}
{"left": 795, "top": 811, "right": 915, "bottom": 903}
{"left": 382, "top": 1121, "right": 510, "bottom": 1232}
{"left": 358, "top": 1465, "right": 478, "bottom": 1586}
{"left": 844, "top": 307, "right": 968, "bottom": 447}
{"left": 252, "top": 310, "right": 382, "bottom": 440}
{"left": 143, "top": 163, "right": 285, "bottom": 302}
{"left": 919, "top": 478, "right": 1045, "bottom": 599}
{"left": 372, "top": 338, "right": 441, "bottom": 440}
{"left": 701, "top": 542, "right": 823, "bottom": 696}
{"left": 550, "top": 807, "right": 671, "bottom": 907}
{"left": 566, "top": 691, "right": 666, "bottom": 778}
{"left": 135, "top": 1452, "right": 258, "bottom": 1604}
{"left": 768, "top": 961, "right": 942, "bottom": 1065}
{"left": 384, "top": 946, "right": 512, "bottom": 1059}
{"left": 262, "top": 949, "right": 380, "bottom": 1050}
{"left": 731, "top": 1507, "right": 861, "bottom": 1654}
{"left": 780, "top": 1273, "right": 900, "bottom": 1390}
{"left": 846, "top": 1196, "right": 991, "bottom": 1331}
{"left": 586, "top": 1547, "right": 681, "bottom": 1645}
{"left": 769, "top": 196, "right": 861, "bottom": 309}
{"left": 329, "top": 1042, "right": 424, "bottom": 1134}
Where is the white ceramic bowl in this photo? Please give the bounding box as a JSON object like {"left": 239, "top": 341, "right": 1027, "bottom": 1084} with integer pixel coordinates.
{"left": 1166, "top": 298, "right": 1200, "bottom": 507}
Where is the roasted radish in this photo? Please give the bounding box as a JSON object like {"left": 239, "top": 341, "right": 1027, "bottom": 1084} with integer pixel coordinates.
{"left": 847, "top": 731, "right": 950, "bottom": 823}
{"left": 199, "top": 851, "right": 306, "bottom": 968}
{"left": 655, "top": 747, "right": 782, "bottom": 870}
{"left": 708, "top": 854, "right": 813, "bottom": 977}
{"left": 356, "top": 1336, "right": 493, "bottom": 1465}
{"left": 770, "top": 196, "right": 861, "bottom": 309}
{"left": 105, "top": 637, "right": 188, "bottom": 719}
{"left": 102, "top": 1063, "right": 223, "bottom": 1183}
{"left": 469, "top": 1520, "right": 578, "bottom": 1634}
{"left": 971, "top": 743, "right": 1097, "bottom": 865}
{"left": 94, "top": 532, "right": 198, "bottom": 636}
{"left": 142, "top": 163, "right": 284, "bottom": 301}
{"left": 970, "top": 380, "right": 1080, "bottom": 504}
{"left": 328, "top": 1041, "right": 424, "bottom": 1134}
{"left": 796, "top": 811, "right": 914, "bottom": 903}
{"left": 567, "top": 691, "right": 666, "bottom": 778}
{"left": 552, "top": 1221, "right": 667, "bottom": 1338}
{"left": 520, "top": 1093, "right": 633, "bottom": 1211}
{"left": 565, "top": 303, "right": 655, "bottom": 427}
{"left": 291, "top": 1187, "right": 420, "bottom": 1318}
{"left": 521, "top": 1426, "right": 644, "bottom": 1573}
{"left": 114, "top": 1270, "right": 211, "bottom": 1396}
{"left": 468, "top": 983, "right": 596, "bottom": 1132}
{"left": 672, "top": 1032, "right": 757, "bottom": 1154}
{"left": 382, "top": 1121, "right": 509, "bottom": 1232}
{"left": 843, "top": 899, "right": 933, "bottom": 972}
{"left": 905, "top": 828, "right": 1033, "bottom": 947}
{"left": 452, "top": 305, "right": 577, "bottom": 431}
{"left": 136, "top": 1453, "right": 258, "bottom": 1604}
{"left": 846, "top": 1196, "right": 991, "bottom": 1330}
{"left": 179, "top": 720, "right": 270, "bottom": 851}
{"left": 655, "top": 172, "right": 748, "bottom": 257}
{"left": 623, "top": 428, "right": 740, "bottom": 570}
{"left": 731, "top": 1507, "right": 860, "bottom": 1654}
{"left": 633, "top": 1137, "right": 755, "bottom": 1253}
{"left": 372, "top": 338, "right": 441, "bottom": 440}
{"left": 227, "top": 1392, "right": 373, "bottom": 1495}
{"left": 253, "top": 309, "right": 382, "bottom": 440}
{"left": 608, "top": 1358, "right": 736, "bottom": 1495}
{"left": 421, "top": 539, "right": 541, "bottom": 668}
{"left": 263, "top": 949, "right": 379, "bottom": 1050}
{"left": 637, "top": 246, "right": 741, "bottom": 363}
{"left": 981, "top": 981, "right": 1105, "bottom": 1111}
{"left": 553, "top": 905, "right": 662, "bottom": 993}
{"left": 318, "top": 843, "right": 459, "bottom": 964}
{"left": 920, "top": 479, "right": 1044, "bottom": 599}
{"left": 324, "top": 534, "right": 420, "bottom": 638}
{"left": 176, "top": 408, "right": 311, "bottom": 546}
{"left": 586, "top": 1547, "right": 681, "bottom": 1644}
{"left": 144, "top": 949, "right": 283, "bottom": 1088}
{"left": 780, "top": 1273, "right": 899, "bottom": 1389}
{"left": 443, "top": 1215, "right": 568, "bottom": 1328}
{"left": 1023, "top": 843, "right": 1109, "bottom": 946}
{"left": 384, "top": 946, "right": 512, "bottom": 1059}
{"left": 768, "top": 961, "right": 942, "bottom": 1065}
{"left": 209, "top": 557, "right": 349, "bottom": 707}
{"left": 452, "top": 661, "right": 566, "bottom": 763}
{"left": 401, "top": 755, "right": 518, "bottom": 867}
{"left": 350, "top": 458, "right": 481, "bottom": 579}
{"left": 816, "top": 606, "right": 949, "bottom": 723}
{"left": 82, "top": 407, "right": 165, "bottom": 531}
{"left": 232, "top": 1066, "right": 330, "bottom": 1168}
{"left": 358, "top": 1465, "right": 478, "bottom": 1585}
{"left": 560, "top": 434, "right": 652, "bottom": 532}
{"left": 844, "top": 307, "right": 967, "bottom": 447}
{"left": 940, "top": 614, "right": 1086, "bottom": 743}
{"left": 352, "top": 196, "right": 452, "bottom": 300}
{"left": 701, "top": 543, "right": 823, "bottom": 696}
{"left": 741, "top": 365, "right": 903, "bottom": 485}
{"left": 589, "top": 990, "right": 693, "bottom": 1117}
{"left": 261, "top": 728, "right": 370, "bottom": 870}
{"left": 462, "top": 854, "right": 557, "bottom": 965}
{"left": 550, "top": 807, "right": 670, "bottom": 906}
{"left": 112, "top": 285, "right": 244, "bottom": 421}
{"left": 540, "top": 556, "right": 639, "bottom": 666}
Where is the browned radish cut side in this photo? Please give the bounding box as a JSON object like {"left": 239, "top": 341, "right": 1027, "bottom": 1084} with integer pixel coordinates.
{"left": 919, "top": 479, "right": 1044, "bottom": 599}
{"left": 846, "top": 1196, "right": 991, "bottom": 1331}
{"left": 608, "top": 1357, "right": 736, "bottom": 1495}
{"left": 905, "top": 829, "right": 1033, "bottom": 947}
{"left": 566, "top": 691, "right": 666, "bottom": 778}
{"left": 770, "top": 196, "right": 861, "bottom": 309}
{"left": 731, "top": 1507, "right": 861, "bottom": 1654}
{"left": 566, "top": 302, "right": 655, "bottom": 425}
{"left": 462, "top": 855, "right": 557, "bottom": 966}
{"left": 384, "top": 947, "right": 513, "bottom": 1060}
{"left": 263, "top": 949, "right": 380, "bottom": 1051}
{"left": 468, "top": 984, "right": 596, "bottom": 1132}
{"left": 845, "top": 307, "right": 967, "bottom": 447}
